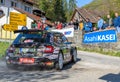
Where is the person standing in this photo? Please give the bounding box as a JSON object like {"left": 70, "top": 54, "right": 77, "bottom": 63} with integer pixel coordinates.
{"left": 44, "top": 24, "right": 50, "bottom": 30}
{"left": 102, "top": 21, "right": 108, "bottom": 29}
{"left": 37, "top": 20, "right": 42, "bottom": 30}
{"left": 106, "top": 14, "right": 113, "bottom": 29}
{"left": 113, "top": 12, "right": 120, "bottom": 33}
{"left": 31, "top": 20, "right": 37, "bottom": 29}
{"left": 79, "top": 19, "right": 84, "bottom": 30}
{"left": 21, "top": 26, "right": 28, "bottom": 30}
{"left": 97, "top": 16, "right": 104, "bottom": 30}
{"left": 73, "top": 19, "right": 79, "bottom": 30}
{"left": 83, "top": 18, "right": 92, "bottom": 33}
{"left": 56, "top": 21, "right": 62, "bottom": 29}
{"left": 41, "top": 16, "right": 46, "bottom": 24}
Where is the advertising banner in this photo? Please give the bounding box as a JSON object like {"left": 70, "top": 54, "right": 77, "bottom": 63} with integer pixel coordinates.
{"left": 52, "top": 27, "right": 74, "bottom": 37}
{"left": 83, "top": 30, "right": 117, "bottom": 43}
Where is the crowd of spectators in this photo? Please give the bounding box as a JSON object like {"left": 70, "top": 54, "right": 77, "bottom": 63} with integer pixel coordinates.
{"left": 26, "top": 12, "right": 120, "bottom": 33}
{"left": 74, "top": 12, "right": 120, "bottom": 33}
{"left": 63, "top": 12, "right": 120, "bottom": 33}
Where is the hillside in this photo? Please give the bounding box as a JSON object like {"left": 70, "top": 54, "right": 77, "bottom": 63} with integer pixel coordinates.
{"left": 83, "top": 0, "right": 120, "bottom": 16}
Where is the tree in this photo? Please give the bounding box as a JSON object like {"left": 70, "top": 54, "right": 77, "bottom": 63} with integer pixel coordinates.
{"left": 54, "top": 0, "right": 66, "bottom": 22}
{"left": 38, "top": 0, "right": 77, "bottom": 22}
{"left": 38, "top": 0, "right": 55, "bottom": 21}
{"left": 68, "top": 0, "right": 77, "bottom": 21}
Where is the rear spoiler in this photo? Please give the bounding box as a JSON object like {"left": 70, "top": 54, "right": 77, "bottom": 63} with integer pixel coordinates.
{"left": 14, "top": 29, "right": 47, "bottom": 34}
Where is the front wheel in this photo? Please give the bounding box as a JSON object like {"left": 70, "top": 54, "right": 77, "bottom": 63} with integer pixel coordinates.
{"left": 55, "top": 52, "right": 64, "bottom": 70}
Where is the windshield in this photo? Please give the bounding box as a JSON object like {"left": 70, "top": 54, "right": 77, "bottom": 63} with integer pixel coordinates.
{"left": 13, "top": 34, "right": 42, "bottom": 44}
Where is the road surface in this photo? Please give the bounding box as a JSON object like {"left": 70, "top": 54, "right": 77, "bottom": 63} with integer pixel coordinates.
{"left": 0, "top": 51, "right": 120, "bottom": 82}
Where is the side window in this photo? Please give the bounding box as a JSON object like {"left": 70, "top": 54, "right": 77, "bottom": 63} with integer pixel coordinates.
{"left": 0, "top": 10, "right": 4, "bottom": 17}
{"left": 24, "top": 5, "right": 31, "bottom": 13}
{"left": 61, "top": 35, "right": 68, "bottom": 43}
{"left": 11, "top": 1, "right": 17, "bottom": 7}
{"left": 0, "top": 0, "right": 5, "bottom": 5}
{"left": 53, "top": 35, "right": 62, "bottom": 44}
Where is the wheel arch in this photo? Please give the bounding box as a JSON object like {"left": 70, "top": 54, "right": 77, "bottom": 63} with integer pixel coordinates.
{"left": 70, "top": 46, "right": 77, "bottom": 55}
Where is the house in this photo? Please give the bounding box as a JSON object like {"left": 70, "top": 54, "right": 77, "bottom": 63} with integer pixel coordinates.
{"left": 71, "top": 8, "right": 98, "bottom": 23}
{"left": 0, "top": 0, "right": 51, "bottom": 39}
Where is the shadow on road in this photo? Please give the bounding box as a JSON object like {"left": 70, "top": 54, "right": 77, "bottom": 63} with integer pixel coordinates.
{"left": 63, "top": 58, "right": 81, "bottom": 70}
{"left": 99, "top": 73, "right": 120, "bottom": 82}
{"left": 0, "top": 58, "right": 81, "bottom": 82}
{"left": 0, "top": 70, "right": 69, "bottom": 82}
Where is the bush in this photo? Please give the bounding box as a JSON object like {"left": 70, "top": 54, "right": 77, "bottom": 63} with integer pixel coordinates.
{"left": 77, "top": 47, "right": 120, "bottom": 57}
{"left": 0, "top": 42, "right": 10, "bottom": 58}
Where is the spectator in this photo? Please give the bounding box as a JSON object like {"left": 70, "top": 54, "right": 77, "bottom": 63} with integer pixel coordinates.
{"left": 97, "top": 16, "right": 104, "bottom": 30}
{"left": 21, "top": 26, "right": 28, "bottom": 30}
{"left": 113, "top": 12, "right": 120, "bottom": 33}
{"left": 42, "top": 23, "right": 46, "bottom": 30}
{"left": 41, "top": 16, "right": 46, "bottom": 24}
{"left": 37, "top": 20, "right": 42, "bottom": 30}
{"left": 79, "top": 19, "right": 84, "bottom": 30}
{"left": 73, "top": 19, "right": 79, "bottom": 30}
{"left": 31, "top": 20, "right": 37, "bottom": 29}
{"left": 83, "top": 18, "right": 92, "bottom": 33}
{"left": 62, "top": 23, "right": 67, "bottom": 28}
{"left": 54, "top": 21, "right": 57, "bottom": 27}
{"left": 102, "top": 21, "right": 108, "bottom": 29}
{"left": 56, "top": 21, "right": 62, "bottom": 29}
{"left": 69, "top": 21, "right": 74, "bottom": 25}
{"left": 106, "top": 14, "right": 113, "bottom": 28}
{"left": 44, "top": 24, "right": 50, "bottom": 30}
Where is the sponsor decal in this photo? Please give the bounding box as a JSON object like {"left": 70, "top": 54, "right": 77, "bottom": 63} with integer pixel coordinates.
{"left": 64, "top": 31, "right": 72, "bottom": 35}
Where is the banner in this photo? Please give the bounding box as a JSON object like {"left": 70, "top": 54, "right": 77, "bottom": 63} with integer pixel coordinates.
{"left": 52, "top": 27, "right": 74, "bottom": 37}
{"left": 83, "top": 30, "right": 117, "bottom": 43}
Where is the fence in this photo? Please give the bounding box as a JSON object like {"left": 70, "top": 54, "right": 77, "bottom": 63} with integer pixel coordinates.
{"left": 70, "top": 30, "right": 120, "bottom": 52}
{"left": 0, "top": 27, "right": 16, "bottom": 40}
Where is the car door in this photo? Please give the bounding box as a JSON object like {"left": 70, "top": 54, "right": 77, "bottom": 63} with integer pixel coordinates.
{"left": 53, "top": 33, "right": 71, "bottom": 62}
{"left": 61, "top": 35, "right": 72, "bottom": 62}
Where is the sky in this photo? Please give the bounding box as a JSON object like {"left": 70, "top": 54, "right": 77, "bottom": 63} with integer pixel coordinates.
{"left": 76, "top": 0, "right": 93, "bottom": 7}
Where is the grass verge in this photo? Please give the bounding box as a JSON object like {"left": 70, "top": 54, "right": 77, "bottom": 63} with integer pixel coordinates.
{"left": 77, "top": 47, "right": 120, "bottom": 57}
{"left": 0, "top": 42, "right": 10, "bottom": 58}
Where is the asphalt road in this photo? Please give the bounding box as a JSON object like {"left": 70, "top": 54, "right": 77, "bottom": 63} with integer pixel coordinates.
{"left": 0, "top": 51, "right": 120, "bottom": 82}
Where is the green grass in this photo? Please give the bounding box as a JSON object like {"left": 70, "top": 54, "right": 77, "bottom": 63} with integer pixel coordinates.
{"left": 78, "top": 47, "right": 120, "bottom": 57}
{"left": 0, "top": 42, "right": 10, "bottom": 58}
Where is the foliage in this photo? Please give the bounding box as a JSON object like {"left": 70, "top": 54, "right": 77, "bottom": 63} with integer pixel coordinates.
{"left": 38, "top": 0, "right": 76, "bottom": 22}
{"left": 84, "top": 0, "right": 120, "bottom": 17}
{"left": 78, "top": 47, "right": 120, "bottom": 57}
{"left": 0, "top": 42, "right": 10, "bottom": 58}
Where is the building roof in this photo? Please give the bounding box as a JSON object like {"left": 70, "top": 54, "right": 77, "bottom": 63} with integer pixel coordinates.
{"left": 14, "top": 7, "right": 52, "bottom": 26}
{"left": 14, "top": 7, "right": 40, "bottom": 21}
{"left": 71, "top": 8, "right": 98, "bottom": 23}
{"left": 20, "top": 0, "right": 37, "bottom": 5}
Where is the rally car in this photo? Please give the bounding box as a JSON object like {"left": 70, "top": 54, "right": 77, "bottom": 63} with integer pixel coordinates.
{"left": 5, "top": 29, "right": 77, "bottom": 70}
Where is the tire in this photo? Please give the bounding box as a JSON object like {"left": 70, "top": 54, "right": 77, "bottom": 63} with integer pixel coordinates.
{"left": 72, "top": 49, "right": 77, "bottom": 63}
{"left": 55, "top": 52, "right": 64, "bottom": 70}
{"left": 6, "top": 63, "right": 17, "bottom": 69}
{"left": 6, "top": 61, "right": 18, "bottom": 69}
